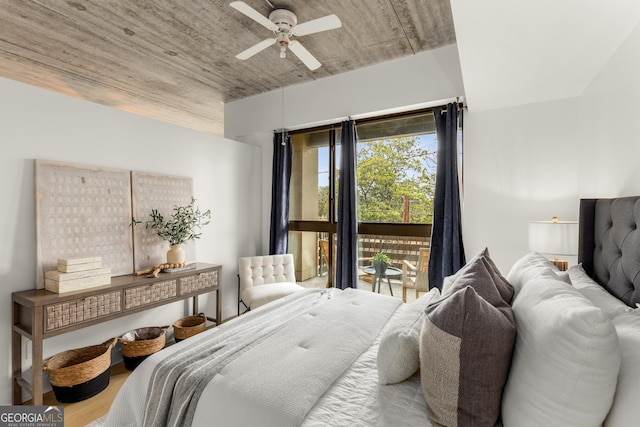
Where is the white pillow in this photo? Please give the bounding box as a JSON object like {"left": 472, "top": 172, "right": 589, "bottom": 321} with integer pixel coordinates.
{"left": 605, "top": 311, "right": 640, "bottom": 427}
{"left": 533, "top": 266, "right": 570, "bottom": 284}
{"left": 377, "top": 288, "right": 440, "bottom": 385}
{"left": 568, "top": 264, "right": 633, "bottom": 319}
{"left": 507, "top": 252, "right": 567, "bottom": 295}
{"left": 501, "top": 276, "right": 621, "bottom": 427}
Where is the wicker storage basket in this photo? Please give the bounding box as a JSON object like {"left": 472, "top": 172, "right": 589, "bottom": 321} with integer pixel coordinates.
{"left": 120, "top": 326, "right": 168, "bottom": 370}
{"left": 173, "top": 312, "right": 207, "bottom": 342}
{"left": 43, "top": 337, "right": 117, "bottom": 403}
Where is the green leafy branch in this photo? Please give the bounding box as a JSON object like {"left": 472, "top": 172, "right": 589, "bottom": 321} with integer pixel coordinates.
{"left": 132, "top": 198, "right": 211, "bottom": 246}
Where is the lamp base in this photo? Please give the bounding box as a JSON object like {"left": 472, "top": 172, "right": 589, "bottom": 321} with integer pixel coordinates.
{"left": 549, "top": 259, "right": 568, "bottom": 271}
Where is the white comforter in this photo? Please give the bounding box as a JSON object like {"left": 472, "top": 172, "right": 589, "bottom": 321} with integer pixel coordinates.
{"left": 106, "top": 288, "right": 433, "bottom": 427}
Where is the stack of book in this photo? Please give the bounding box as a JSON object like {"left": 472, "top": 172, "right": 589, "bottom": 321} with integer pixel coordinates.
{"left": 45, "top": 256, "right": 111, "bottom": 293}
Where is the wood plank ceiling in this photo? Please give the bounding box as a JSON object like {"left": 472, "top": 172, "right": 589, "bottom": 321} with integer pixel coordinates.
{"left": 0, "top": 0, "right": 455, "bottom": 136}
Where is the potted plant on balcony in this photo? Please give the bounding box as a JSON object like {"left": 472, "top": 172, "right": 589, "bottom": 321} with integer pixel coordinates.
{"left": 372, "top": 252, "right": 391, "bottom": 275}
{"left": 133, "top": 198, "right": 211, "bottom": 264}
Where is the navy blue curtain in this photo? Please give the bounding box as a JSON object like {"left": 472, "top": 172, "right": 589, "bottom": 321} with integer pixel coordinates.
{"left": 428, "top": 103, "right": 466, "bottom": 290}
{"left": 335, "top": 120, "right": 358, "bottom": 289}
{"left": 269, "top": 131, "right": 292, "bottom": 255}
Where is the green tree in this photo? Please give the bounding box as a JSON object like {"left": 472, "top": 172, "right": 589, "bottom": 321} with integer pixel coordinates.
{"left": 318, "top": 185, "right": 329, "bottom": 219}
{"left": 316, "top": 136, "right": 435, "bottom": 223}
{"left": 357, "top": 136, "right": 435, "bottom": 223}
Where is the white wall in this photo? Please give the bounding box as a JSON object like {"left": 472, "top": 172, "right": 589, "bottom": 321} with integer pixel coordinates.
{"left": 462, "top": 98, "right": 581, "bottom": 271}
{"left": 463, "top": 21, "right": 640, "bottom": 272}
{"left": 225, "top": 44, "right": 464, "bottom": 140}
{"left": 0, "top": 77, "right": 261, "bottom": 403}
{"left": 577, "top": 21, "right": 640, "bottom": 198}
{"left": 224, "top": 44, "right": 465, "bottom": 248}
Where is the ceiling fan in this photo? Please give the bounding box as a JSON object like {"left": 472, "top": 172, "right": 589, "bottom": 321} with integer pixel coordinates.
{"left": 230, "top": 1, "right": 341, "bottom": 70}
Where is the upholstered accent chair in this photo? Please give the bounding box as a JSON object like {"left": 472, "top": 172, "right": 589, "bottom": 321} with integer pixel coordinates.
{"left": 238, "top": 254, "right": 304, "bottom": 315}
{"left": 402, "top": 247, "right": 430, "bottom": 302}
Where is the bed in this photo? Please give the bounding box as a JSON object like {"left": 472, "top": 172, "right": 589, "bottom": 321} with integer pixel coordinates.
{"left": 106, "top": 196, "right": 640, "bottom": 427}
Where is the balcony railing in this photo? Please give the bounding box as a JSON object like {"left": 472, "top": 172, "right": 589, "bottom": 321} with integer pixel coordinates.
{"left": 358, "top": 234, "right": 430, "bottom": 269}
{"left": 315, "top": 232, "right": 430, "bottom": 279}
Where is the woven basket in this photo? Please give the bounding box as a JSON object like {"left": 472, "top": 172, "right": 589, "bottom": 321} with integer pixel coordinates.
{"left": 120, "top": 326, "right": 168, "bottom": 357}
{"left": 173, "top": 312, "right": 207, "bottom": 341}
{"left": 120, "top": 326, "right": 168, "bottom": 370}
{"left": 43, "top": 337, "right": 117, "bottom": 403}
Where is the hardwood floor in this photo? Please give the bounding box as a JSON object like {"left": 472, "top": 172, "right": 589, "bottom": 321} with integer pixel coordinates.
{"left": 29, "top": 363, "right": 131, "bottom": 427}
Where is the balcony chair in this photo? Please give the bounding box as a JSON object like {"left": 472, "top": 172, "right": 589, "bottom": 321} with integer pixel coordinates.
{"left": 238, "top": 254, "right": 304, "bottom": 315}
{"left": 401, "top": 247, "right": 430, "bottom": 303}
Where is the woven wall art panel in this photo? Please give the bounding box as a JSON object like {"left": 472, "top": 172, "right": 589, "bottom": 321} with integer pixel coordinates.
{"left": 131, "top": 171, "right": 194, "bottom": 271}
{"left": 35, "top": 160, "right": 134, "bottom": 288}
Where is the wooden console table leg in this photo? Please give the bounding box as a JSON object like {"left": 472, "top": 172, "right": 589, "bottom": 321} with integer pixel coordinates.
{"left": 216, "top": 289, "right": 221, "bottom": 326}
{"left": 31, "top": 308, "right": 44, "bottom": 406}
{"left": 200, "top": 290, "right": 222, "bottom": 326}
{"left": 192, "top": 295, "right": 199, "bottom": 315}
{"left": 12, "top": 302, "right": 22, "bottom": 404}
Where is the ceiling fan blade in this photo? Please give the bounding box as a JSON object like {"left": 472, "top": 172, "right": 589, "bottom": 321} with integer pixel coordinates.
{"left": 236, "top": 38, "right": 276, "bottom": 60}
{"left": 288, "top": 40, "right": 321, "bottom": 70}
{"left": 230, "top": 1, "right": 278, "bottom": 31}
{"left": 293, "top": 14, "right": 341, "bottom": 37}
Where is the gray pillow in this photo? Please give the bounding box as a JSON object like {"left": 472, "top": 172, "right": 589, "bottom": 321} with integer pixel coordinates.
{"left": 442, "top": 248, "right": 514, "bottom": 309}
{"left": 421, "top": 286, "right": 516, "bottom": 427}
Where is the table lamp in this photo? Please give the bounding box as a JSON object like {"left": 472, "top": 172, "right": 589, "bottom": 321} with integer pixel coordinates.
{"left": 528, "top": 217, "right": 578, "bottom": 271}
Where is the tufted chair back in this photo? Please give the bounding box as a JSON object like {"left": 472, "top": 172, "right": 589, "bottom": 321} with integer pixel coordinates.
{"left": 238, "top": 254, "right": 297, "bottom": 293}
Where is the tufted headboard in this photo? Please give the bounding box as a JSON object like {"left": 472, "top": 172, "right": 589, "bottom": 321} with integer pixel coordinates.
{"left": 578, "top": 196, "right": 640, "bottom": 307}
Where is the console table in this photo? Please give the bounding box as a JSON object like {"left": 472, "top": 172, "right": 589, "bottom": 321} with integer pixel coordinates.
{"left": 12, "top": 262, "right": 221, "bottom": 405}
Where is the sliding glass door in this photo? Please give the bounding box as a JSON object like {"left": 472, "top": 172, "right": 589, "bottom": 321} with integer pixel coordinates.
{"left": 288, "top": 108, "right": 461, "bottom": 300}
{"left": 289, "top": 128, "right": 340, "bottom": 287}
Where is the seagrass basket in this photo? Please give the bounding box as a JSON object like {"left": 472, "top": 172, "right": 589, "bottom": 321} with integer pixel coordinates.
{"left": 43, "top": 337, "right": 117, "bottom": 403}
{"left": 173, "top": 312, "right": 206, "bottom": 342}
{"left": 120, "top": 326, "right": 168, "bottom": 370}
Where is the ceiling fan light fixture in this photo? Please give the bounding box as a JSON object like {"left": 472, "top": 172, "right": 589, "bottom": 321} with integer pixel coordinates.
{"left": 276, "top": 32, "right": 290, "bottom": 46}
{"left": 230, "top": 1, "right": 341, "bottom": 70}
{"left": 276, "top": 32, "right": 289, "bottom": 58}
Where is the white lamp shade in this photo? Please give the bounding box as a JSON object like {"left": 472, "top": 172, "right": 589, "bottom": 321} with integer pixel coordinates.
{"left": 528, "top": 220, "right": 578, "bottom": 256}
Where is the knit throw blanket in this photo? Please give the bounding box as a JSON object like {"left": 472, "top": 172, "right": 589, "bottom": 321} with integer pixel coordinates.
{"left": 142, "top": 288, "right": 401, "bottom": 427}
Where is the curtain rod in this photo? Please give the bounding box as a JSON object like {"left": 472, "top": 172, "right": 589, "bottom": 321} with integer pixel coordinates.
{"left": 284, "top": 100, "right": 464, "bottom": 136}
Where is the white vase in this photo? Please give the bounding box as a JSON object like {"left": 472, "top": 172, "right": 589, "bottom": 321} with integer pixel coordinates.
{"left": 166, "top": 243, "right": 185, "bottom": 264}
